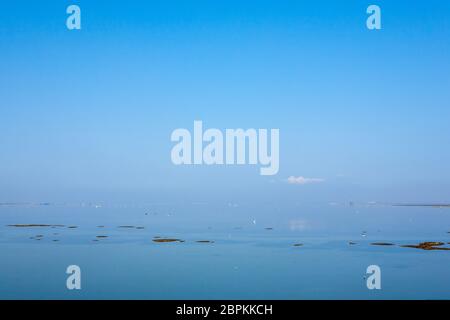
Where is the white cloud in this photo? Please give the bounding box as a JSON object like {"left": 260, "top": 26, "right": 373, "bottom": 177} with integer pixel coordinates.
{"left": 287, "top": 176, "right": 325, "bottom": 185}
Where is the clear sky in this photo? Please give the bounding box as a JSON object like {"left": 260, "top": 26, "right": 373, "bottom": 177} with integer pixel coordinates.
{"left": 1, "top": 0, "right": 449, "bottom": 204}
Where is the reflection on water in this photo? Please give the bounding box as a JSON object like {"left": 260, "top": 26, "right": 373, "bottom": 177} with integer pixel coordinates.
{"left": 0, "top": 203, "right": 449, "bottom": 299}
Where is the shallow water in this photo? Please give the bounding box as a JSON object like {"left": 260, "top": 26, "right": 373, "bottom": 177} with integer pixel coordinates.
{"left": 0, "top": 203, "right": 449, "bottom": 299}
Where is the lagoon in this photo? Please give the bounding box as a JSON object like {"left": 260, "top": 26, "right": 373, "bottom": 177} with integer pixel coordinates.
{"left": 0, "top": 202, "right": 449, "bottom": 299}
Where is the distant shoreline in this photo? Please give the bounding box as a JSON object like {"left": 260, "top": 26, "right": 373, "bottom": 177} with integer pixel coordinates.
{"left": 392, "top": 204, "right": 450, "bottom": 207}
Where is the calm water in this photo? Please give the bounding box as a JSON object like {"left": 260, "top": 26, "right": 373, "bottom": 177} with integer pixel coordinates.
{"left": 0, "top": 203, "right": 449, "bottom": 299}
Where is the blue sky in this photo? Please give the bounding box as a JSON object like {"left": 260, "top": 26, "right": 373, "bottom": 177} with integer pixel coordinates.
{"left": 1, "top": 0, "right": 449, "bottom": 203}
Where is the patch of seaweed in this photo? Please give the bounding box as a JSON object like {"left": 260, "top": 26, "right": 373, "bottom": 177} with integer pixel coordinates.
{"left": 371, "top": 242, "right": 395, "bottom": 246}
{"left": 8, "top": 224, "right": 65, "bottom": 228}
{"left": 401, "top": 242, "right": 450, "bottom": 251}
{"left": 152, "top": 238, "right": 184, "bottom": 243}
{"left": 118, "top": 225, "right": 145, "bottom": 229}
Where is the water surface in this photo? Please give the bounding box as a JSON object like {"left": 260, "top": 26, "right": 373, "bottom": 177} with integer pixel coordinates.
{"left": 0, "top": 203, "right": 449, "bottom": 299}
